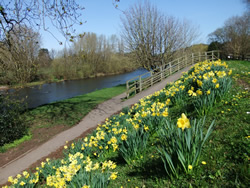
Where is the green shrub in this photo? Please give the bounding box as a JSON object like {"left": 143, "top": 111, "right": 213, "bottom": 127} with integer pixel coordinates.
{"left": 0, "top": 94, "right": 27, "bottom": 146}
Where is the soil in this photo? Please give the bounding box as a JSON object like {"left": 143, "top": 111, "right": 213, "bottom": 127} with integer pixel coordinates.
{"left": 0, "top": 125, "right": 68, "bottom": 168}
{"left": 0, "top": 86, "right": 9, "bottom": 91}
{"left": 236, "top": 78, "right": 250, "bottom": 88}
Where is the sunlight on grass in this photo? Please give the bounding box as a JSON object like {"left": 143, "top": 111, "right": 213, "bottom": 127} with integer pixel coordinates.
{"left": 0, "top": 134, "right": 32, "bottom": 153}
{"left": 25, "top": 85, "right": 126, "bottom": 128}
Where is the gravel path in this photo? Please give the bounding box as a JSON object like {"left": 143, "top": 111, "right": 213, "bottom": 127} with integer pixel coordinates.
{"left": 0, "top": 66, "right": 191, "bottom": 185}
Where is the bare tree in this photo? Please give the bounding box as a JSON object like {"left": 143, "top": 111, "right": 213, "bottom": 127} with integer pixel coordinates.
{"left": 120, "top": 1, "right": 199, "bottom": 71}
{"left": 208, "top": 28, "right": 228, "bottom": 44}
{"left": 208, "top": 12, "right": 250, "bottom": 59}
{"left": 225, "top": 13, "right": 250, "bottom": 59}
{"left": 49, "top": 49, "right": 57, "bottom": 60}
{"left": 242, "top": 0, "right": 250, "bottom": 11}
{"left": 37, "top": 48, "right": 51, "bottom": 67}
{"left": 0, "top": 0, "right": 84, "bottom": 45}
{"left": 0, "top": 25, "right": 41, "bottom": 84}
{"left": 118, "top": 37, "right": 125, "bottom": 55}
{"left": 0, "top": 0, "right": 85, "bottom": 84}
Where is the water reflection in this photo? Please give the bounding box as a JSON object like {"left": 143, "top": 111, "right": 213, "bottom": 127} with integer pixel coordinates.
{"left": 4, "top": 68, "right": 148, "bottom": 109}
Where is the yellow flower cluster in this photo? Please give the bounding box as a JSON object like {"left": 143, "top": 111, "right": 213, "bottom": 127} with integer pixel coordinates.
{"left": 7, "top": 171, "right": 39, "bottom": 187}
{"left": 6, "top": 147, "right": 117, "bottom": 188}
{"left": 46, "top": 152, "right": 83, "bottom": 187}
{"left": 181, "top": 60, "right": 231, "bottom": 99}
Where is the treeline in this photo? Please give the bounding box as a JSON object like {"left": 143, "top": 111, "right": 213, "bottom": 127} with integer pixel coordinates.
{"left": 0, "top": 31, "right": 137, "bottom": 86}
{"left": 50, "top": 33, "right": 136, "bottom": 81}
{"left": 208, "top": 12, "right": 250, "bottom": 60}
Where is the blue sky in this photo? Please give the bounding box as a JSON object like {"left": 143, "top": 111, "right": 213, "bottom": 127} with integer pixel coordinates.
{"left": 41, "top": 0, "right": 247, "bottom": 51}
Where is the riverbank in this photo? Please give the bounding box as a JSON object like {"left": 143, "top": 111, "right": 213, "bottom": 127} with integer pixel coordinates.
{"left": 0, "top": 68, "right": 141, "bottom": 91}
{"left": 0, "top": 86, "right": 9, "bottom": 91}
{"left": 0, "top": 84, "right": 128, "bottom": 179}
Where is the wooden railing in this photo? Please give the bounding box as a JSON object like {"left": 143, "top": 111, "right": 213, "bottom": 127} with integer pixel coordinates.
{"left": 126, "top": 50, "right": 220, "bottom": 98}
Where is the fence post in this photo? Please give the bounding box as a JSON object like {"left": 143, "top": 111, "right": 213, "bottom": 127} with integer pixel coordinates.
{"left": 192, "top": 53, "right": 194, "bottom": 64}
{"left": 205, "top": 52, "right": 207, "bottom": 61}
{"left": 199, "top": 52, "right": 201, "bottom": 62}
{"left": 178, "top": 59, "right": 180, "bottom": 71}
{"left": 126, "top": 81, "right": 129, "bottom": 98}
{"left": 139, "top": 76, "right": 142, "bottom": 92}
{"left": 160, "top": 67, "right": 163, "bottom": 81}
{"left": 185, "top": 55, "right": 188, "bottom": 67}
{"left": 151, "top": 71, "right": 153, "bottom": 86}
{"left": 169, "top": 62, "right": 172, "bottom": 75}
{"left": 212, "top": 51, "right": 214, "bottom": 61}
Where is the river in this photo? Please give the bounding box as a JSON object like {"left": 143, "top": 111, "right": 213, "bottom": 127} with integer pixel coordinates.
{"left": 3, "top": 68, "right": 148, "bottom": 109}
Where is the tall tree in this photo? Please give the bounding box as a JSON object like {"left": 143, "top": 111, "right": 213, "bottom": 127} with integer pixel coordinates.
{"left": 120, "top": 1, "right": 198, "bottom": 71}
{"left": 38, "top": 48, "right": 51, "bottom": 67}
{"left": 0, "top": 25, "right": 41, "bottom": 84}
{"left": 208, "top": 12, "right": 250, "bottom": 59}
{"left": 0, "top": 0, "right": 84, "bottom": 84}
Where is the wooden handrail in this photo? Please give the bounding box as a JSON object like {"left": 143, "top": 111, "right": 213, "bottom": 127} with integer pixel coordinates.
{"left": 126, "top": 50, "right": 220, "bottom": 98}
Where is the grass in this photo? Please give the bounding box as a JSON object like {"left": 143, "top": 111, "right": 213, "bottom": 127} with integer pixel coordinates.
{"left": 0, "top": 134, "right": 32, "bottom": 153}
{"left": 25, "top": 84, "right": 126, "bottom": 128}
{"left": 106, "top": 60, "right": 250, "bottom": 187}
{"left": 0, "top": 84, "right": 126, "bottom": 153}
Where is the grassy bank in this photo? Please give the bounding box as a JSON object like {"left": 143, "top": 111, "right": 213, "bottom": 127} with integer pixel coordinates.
{"left": 25, "top": 84, "right": 126, "bottom": 128}
{"left": 0, "top": 84, "right": 126, "bottom": 152}
{"left": 109, "top": 60, "right": 250, "bottom": 187}
{"left": 4, "top": 60, "right": 250, "bottom": 187}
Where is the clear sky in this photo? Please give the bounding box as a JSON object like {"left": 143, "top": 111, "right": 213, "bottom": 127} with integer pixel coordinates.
{"left": 41, "top": 0, "right": 247, "bottom": 51}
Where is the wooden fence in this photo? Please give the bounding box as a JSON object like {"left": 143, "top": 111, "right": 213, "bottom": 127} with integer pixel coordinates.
{"left": 126, "top": 50, "right": 220, "bottom": 98}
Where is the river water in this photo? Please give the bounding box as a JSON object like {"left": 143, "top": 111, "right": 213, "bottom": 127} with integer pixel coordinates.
{"left": 3, "top": 68, "right": 148, "bottom": 109}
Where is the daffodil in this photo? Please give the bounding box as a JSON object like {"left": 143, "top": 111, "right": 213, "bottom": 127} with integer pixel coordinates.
{"left": 196, "top": 89, "right": 203, "bottom": 95}
{"left": 177, "top": 113, "right": 191, "bottom": 131}
{"left": 212, "top": 78, "right": 217, "bottom": 83}
{"left": 8, "top": 176, "right": 14, "bottom": 183}
{"left": 19, "top": 181, "right": 26, "bottom": 186}
{"left": 197, "top": 80, "right": 203, "bottom": 87}
{"left": 201, "top": 161, "right": 207, "bottom": 165}
{"left": 217, "top": 71, "right": 226, "bottom": 78}
{"left": 144, "top": 125, "right": 149, "bottom": 131}
{"left": 188, "top": 165, "right": 193, "bottom": 170}
{"left": 188, "top": 89, "right": 194, "bottom": 96}
{"left": 110, "top": 172, "right": 118, "bottom": 180}
{"left": 82, "top": 185, "right": 90, "bottom": 188}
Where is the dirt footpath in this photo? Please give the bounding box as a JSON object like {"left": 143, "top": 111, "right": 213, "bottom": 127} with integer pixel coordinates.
{"left": 0, "top": 66, "right": 191, "bottom": 185}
